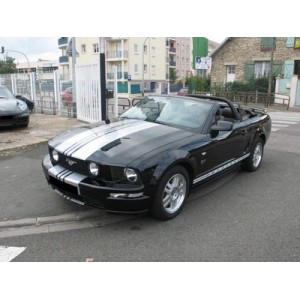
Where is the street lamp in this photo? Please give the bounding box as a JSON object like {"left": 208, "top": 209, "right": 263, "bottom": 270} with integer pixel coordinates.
{"left": 6, "top": 49, "right": 30, "bottom": 74}
{"left": 142, "top": 37, "right": 149, "bottom": 96}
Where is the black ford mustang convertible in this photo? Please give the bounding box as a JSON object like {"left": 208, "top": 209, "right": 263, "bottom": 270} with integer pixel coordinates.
{"left": 42, "top": 95, "right": 271, "bottom": 220}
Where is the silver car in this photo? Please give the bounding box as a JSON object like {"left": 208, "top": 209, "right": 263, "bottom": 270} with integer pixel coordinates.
{"left": 0, "top": 85, "right": 29, "bottom": 128}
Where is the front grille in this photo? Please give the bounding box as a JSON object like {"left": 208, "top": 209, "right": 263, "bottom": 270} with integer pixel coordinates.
{"left": 0, "top": 115, "right": 15, "bottom": 120}
{"left": 58, "top": 154, "right": 87, "bottom": 174}
{"left": 49, "top": 176, "right": 83, "bottom": 201}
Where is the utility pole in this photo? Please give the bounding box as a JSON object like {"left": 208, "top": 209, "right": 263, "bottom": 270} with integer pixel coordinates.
{"left": 71, "top": 37, "right": 77, "bottom": 118}
{"left": 142, "top": 37, "right": 149, "bottom": 96}
{"left": 99, "top": 37, "right": 107, "bottom": 120}
{"left": 268, "top": 38, "right": 276, "bottom": 96}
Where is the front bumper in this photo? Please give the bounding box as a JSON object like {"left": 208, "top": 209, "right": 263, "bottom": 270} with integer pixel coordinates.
{"left": 42, "top": 154, "right": 151, "bottom": 213}
{"left": 0, "top": 113, "right": 29, "bottom": 127}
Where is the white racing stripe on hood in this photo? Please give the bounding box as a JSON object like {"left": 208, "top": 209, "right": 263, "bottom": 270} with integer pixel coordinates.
{"left": 56, "top": 119, "right": 138, "bottom": 154}
{"left": 71, "top": 121, "right": 159, "bottom": 160}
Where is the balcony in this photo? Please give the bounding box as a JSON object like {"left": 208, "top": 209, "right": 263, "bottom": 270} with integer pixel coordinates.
{"left": 59, "top": 55, "right": 69, "bottom": 65}
{"left": 58, "top": 37, "right": 68, "bottom": 49}
{"left": 108, "top": 37, "right": 128, "bottom": 41}
{"left": 169, "top": 61, "right": 176, "bottom": 67}
{"left": 169, "top": 47, "right": 176, "bottom": 54}
{"left": 107, "top": 72, "right": 129, "bottom": 80}
{"left": 106, "top": 50, "right": 128, "bottom": 60}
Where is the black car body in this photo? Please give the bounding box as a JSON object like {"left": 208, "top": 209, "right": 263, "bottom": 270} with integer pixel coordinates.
{"left": 0, "top": 85, "right": 30, "bottom": 128}
{"left": 42, "top": 95, "right": 271, "bottom": 220}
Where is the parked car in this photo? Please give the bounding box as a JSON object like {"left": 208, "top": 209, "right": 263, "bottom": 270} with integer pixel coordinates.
{"left": 0, "top": 85, "right": 29, "bottom": 128}
{"left": 61, "top": 87, "right": 73, "bottom": 106}
{"left": 15, "top": 95, "right": 34, "bottom": 112}
{"left": 42, "top": 95, "right": 271, "bottom": 220}
{"left": 177, "top": 88, "right": 188, "bottom": 96}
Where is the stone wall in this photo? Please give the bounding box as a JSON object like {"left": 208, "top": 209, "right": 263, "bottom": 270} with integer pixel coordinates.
{"left": 210, "top": 37, "right": 300, "bottom": 86}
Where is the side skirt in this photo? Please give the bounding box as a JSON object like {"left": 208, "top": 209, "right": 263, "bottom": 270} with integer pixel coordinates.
{"left": 192, "top": 153, "right": 250, "bottom": 186}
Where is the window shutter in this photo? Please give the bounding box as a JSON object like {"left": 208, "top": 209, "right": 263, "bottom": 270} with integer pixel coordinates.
{"left": 272, "top": 61, "right": 283, "bottom": 77}
{"left": 286, "top": 37, "right": 295, "bottom": 48}
{"left": 245, "top": 61, "right": 255, "bottom": 80}
{"left": 283, "top": 60, "right": 294, "bottom": 78}
{"left": 261, "top": 37, "right": 275, "bottom": 51}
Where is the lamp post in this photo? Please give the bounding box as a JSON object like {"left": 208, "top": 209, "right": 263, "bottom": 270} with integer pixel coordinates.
{"left": 142, "top": 37, "right": 149, "bottom": 96}
{"left": 7, "top": 49, "right": 30, "bottom": 74}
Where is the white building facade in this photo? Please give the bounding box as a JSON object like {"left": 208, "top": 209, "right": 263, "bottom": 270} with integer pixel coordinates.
{"left": 58, "top": 37, "right": 196, "bottom": 94}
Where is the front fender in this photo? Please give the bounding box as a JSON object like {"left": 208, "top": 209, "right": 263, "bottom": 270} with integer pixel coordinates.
{"left": 136, "top": 149, "right": 197, "bottom": 187}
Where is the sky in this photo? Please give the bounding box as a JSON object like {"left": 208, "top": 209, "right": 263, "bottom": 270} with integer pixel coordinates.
{"left": 0, "top": 37, "right": 60, "bottom": 63}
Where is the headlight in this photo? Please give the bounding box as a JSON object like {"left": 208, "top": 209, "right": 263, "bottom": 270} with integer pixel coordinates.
{"left": 89, "top": 162, "right": 99, "bottom": 176}
{"left": 124, "top": 168, "right": 138, "bottom": 183}
{"left": 18, "top": 101, "right": 28, "bottom": 111}
{"left": 52, "top": 150, "right": 59, "bottom": 162}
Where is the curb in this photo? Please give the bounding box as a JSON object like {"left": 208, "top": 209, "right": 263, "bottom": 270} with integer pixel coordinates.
{"left": 0, "top": 210, "right": 106, "bottom": 230}
{"left": 0, "top": 141, "right": 48, "bottom": 155}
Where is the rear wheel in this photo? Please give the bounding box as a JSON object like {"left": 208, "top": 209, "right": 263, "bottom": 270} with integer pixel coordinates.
{"left": 242, "top": 137, "right": 264, "bottom": 172}
{"left": 151, "top": 166, "right": 189, "bottom": 220}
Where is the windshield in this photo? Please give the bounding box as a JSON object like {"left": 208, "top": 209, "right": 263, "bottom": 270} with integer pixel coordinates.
{"left": 0, "top": 86, "right": 15, "bottom": 99}
{"left": 121, "top": 96, "right": 213, "bottom": 130}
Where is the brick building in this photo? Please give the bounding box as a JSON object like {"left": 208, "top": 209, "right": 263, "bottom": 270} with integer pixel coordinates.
{"left": 210, "top": 37, "right": 300, "bottom": 106}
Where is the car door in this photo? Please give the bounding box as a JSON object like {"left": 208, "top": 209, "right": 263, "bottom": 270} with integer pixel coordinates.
{"left": 193, "top": 106, "right": 249, "bottom": 178}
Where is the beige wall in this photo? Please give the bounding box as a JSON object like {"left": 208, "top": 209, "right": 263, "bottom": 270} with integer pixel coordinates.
{"left": 176, "top": 37, "right": 192, "bottom": 79}
{"left": 76, "top": 37, "right": 100, "bottom": 65}
{"left": 211, "top": 37, "right": 300, "bottom": 85}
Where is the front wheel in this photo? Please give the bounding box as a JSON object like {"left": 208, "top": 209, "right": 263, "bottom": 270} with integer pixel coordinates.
{"left": 242, "top": 137, "right": 264, "bottom": 172}
{"left": 150, "top": 166, "right": 189, "bottom": 220}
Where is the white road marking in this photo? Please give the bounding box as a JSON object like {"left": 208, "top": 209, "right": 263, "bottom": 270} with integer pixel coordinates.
{"left": 270, "top": 112, "right": 300, "bottom": 132}
{"left": 0, "top": 246, "right": 26, "bottom": 262}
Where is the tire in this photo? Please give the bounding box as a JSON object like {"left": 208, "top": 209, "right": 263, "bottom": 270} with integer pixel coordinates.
{"left": 242, "top": 137, "right": 264, "bottom": 172}
{"left": 150, "top": 165, "right": 189, "bottom": 220}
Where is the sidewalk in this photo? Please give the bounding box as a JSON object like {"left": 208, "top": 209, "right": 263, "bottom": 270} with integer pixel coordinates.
{"left": 0, "top": 113, "right": 86, "bottom": 154}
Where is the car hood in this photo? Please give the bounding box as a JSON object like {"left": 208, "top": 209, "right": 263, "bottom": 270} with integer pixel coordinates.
{"left": 50, "top": 119, "right": 195, "bottom": 166}
{"left": 0, "top": 98, "right": 20, "bottom": 112}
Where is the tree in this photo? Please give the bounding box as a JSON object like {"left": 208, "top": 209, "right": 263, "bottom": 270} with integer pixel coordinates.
{"left": 169, "top": 68, "right": 177, "bottom": 83}
{"left": 0, "top": 57, "right": 17, "bottom": 74}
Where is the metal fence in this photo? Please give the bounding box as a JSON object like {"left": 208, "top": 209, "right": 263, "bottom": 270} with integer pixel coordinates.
{"left": 0, "top": 72, "right": 76, "bottom": 116}
{"left": 195, "top": 90, "right": 290, "bottom": 110}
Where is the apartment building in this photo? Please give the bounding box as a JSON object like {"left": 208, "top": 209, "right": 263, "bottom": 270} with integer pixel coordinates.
{"left": 16, "top": 59, "right": 59, "bottom": 80}
{"left": 175, "top": 37, "right": 193, "bottom": 79}
{"left": 58, "top": 37, "right": 195, "bottom": 94}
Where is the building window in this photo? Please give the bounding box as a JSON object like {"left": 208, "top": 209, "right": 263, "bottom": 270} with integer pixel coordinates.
{"left": 294, "top": 60, "right": 300, "bottom": 76}
{"left": 93, "top": 43, "right": 99, "bottom": 53}
{"left": 143, "top": 45, "right": 147, "bottom": 54}
{"left": 294, "top": 38, "right": 300, "bottom": 49}
{"left": 152, "top": 47, "right": 155, "bottom": 57}
{"left": 261, "top": 38, "right": 275, "bottom": 51}
{"left": 226, "top": 65, "right": 236, "bottom": 82}
{"left": 254, "top": 61, "right": 270, "bottom": 78}
{"left": 227, "top": 66, "right": 235, "bottom": 74}
{"left": 144, "top": 64, "right": 147, "bottom": 73}
{"left": 151, "top": 65, "right": 155, "bottom": 75}
{"left": 134, "top": 64, "right": 138, "bottom": 74}
{"left": 134, "top": 44, "right": 138, "bottom": 54}
{"left": 81, "top": 44, "right": 86, "bottom": 53}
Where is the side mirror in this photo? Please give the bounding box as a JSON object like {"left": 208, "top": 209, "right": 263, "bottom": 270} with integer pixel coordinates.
{"left": 210, "top": 121, "right": 233, "bottom": 137}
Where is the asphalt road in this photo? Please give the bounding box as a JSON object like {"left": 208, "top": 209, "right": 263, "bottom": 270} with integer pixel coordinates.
{"left": 1, "top": 111, "right": 300, "bottom": 262}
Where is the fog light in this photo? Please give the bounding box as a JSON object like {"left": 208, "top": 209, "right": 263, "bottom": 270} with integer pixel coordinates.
{"left": 52, "top": 150, "right": 59, "bottom": 162}
{"left": 124, "top": 168, "right": 138, "bottom": 183}
{"left": 128, "top": 192, "right": 144, "bottom": 198}
{"left": 89, "top": 162, "right": 99, "bottom": 176}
